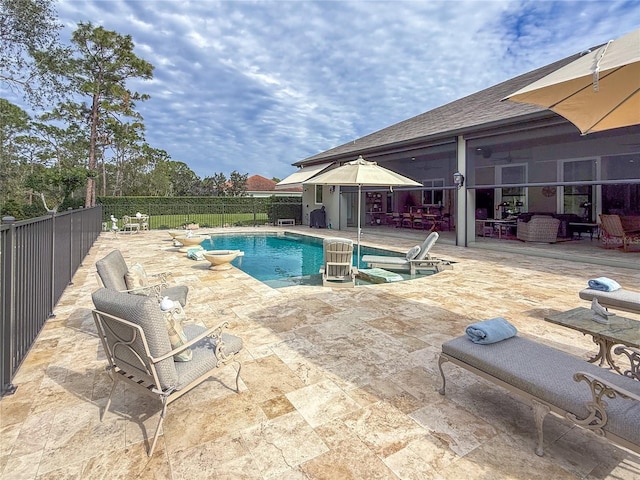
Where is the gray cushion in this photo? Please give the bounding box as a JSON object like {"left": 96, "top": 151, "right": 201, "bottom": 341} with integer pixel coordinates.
{"left": 442, "top": 335, "right": 640, "bottom": 445}
{"left": 96, "top": 249, "right": 189, "bottom": 306}
{"left": 162, "top": 285, "right": 189, "bottom": 307}
{"left": 175, "top": 325, "right": 243, "bottom": 390}
{"left": 579, "top": 288, "right": 640, "bottom": 313}
{"left": 406, "top": 245, "right": 421, "bottom": 260}
{"left": 92, "top": 288, "right": 179, "bottom": 390}
{"left": 361, "top": 255, "right": 409, "bottom": 266}
{"left": 96, "top": 250, "right": 129, "bottom": 291}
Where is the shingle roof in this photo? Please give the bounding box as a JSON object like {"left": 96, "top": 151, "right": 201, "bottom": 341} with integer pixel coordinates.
{"left": 297, "top": 52, "right": 583, "bottom": 166}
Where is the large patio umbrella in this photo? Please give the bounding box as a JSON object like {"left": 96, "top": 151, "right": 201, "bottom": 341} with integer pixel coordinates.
{"left": 306, "top": 155, "right": 421, "bottom": 266}
{"left": 503, "top": 28, "right": 640, "bottom": 135}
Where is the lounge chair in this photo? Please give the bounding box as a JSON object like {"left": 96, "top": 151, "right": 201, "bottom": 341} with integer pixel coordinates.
{"left": 600, "top": 214, "right": 640, "bottom": 251}
{"left": 96, "top": 249, "right": 189, "bottom": 306}
{"left": 362, "top": 231, "right": 443, "bottom": 274}
{"left": 92, "top": 288, "right": 242, "bottom": 456}
{"left": 579, "top": 286, "right": 640, "bottom": 315}
{"left": 320, "top": 237, "right": 357, "bottom": 287}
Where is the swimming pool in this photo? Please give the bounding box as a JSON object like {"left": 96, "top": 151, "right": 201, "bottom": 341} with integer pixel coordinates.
{"left": 201, "top": 232, "right": 430, "bottom": 288}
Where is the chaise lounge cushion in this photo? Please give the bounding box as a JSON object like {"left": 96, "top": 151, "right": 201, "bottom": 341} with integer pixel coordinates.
{"left": 442, "top": 335, "right": 640, "bottom": 446}
{"left": 578, "top": 288, "right": 640, "bottom": 313}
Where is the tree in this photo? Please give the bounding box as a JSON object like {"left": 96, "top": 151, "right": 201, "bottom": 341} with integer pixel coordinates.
{"left": 227, "top": 170, "right": 248, "bottom": 197}
{"left": 0, "top": 99, "right": 31, "bottom": 209}
{"left": 64, "top": 23, "right": 154, "bottom": 207}
{"left": 0, "top": 0, "right": 69, "bottom": 106}
{"left": 166, "top": 161, "right": 199, "bottom": 196}
{"left": 104, "top": 119, "right": 147, "bottom": 196}
{"left": 25, "top": 165, "right": 94, "bottom": 212}
{"left": 204, "top": 173, "right": 229, "bottom": 196}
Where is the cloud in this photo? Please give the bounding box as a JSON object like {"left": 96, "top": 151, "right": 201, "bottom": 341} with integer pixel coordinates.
{"left": 8, "top": 0, "right": 640, "bottom": 180}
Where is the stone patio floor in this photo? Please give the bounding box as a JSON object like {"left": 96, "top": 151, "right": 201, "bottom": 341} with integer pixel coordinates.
{"left": 2, "top": 227, "right": 640, "bottom": 479}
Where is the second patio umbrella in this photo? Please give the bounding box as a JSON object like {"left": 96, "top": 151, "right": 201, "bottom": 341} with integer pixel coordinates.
{"left": 306, "top": 155, "right": 421, "bottom": 266}
{"left": 504, "top": 28, "right": 640, "bottom": 135}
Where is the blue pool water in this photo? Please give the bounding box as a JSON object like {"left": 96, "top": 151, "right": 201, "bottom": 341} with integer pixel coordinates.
{"left": 200, "top": 232, "right": 424, "bottom": 288}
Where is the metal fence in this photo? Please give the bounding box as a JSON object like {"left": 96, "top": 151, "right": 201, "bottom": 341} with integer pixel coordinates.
{"left": 0, "top": 206, "right": 103, "bottom": 397}
{"left": 101, "top": 199, "right": 302, "bottom": 230}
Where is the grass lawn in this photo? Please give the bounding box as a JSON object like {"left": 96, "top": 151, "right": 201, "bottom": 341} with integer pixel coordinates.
{"left": 143, "top": 212, "right": 271, "bottom": 229}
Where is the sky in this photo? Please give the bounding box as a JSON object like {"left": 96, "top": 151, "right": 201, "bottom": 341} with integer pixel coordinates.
{"left": 8, "top": 0, "right": 640, "bottom": 180}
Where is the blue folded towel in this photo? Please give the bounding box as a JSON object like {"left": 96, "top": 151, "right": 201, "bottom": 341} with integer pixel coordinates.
{"left": 588, "top": 277, "right": 621, "bottom": 292}
{"left": 186, "top": 247, "right": 205, "bottom": 260}
{"left": 465, "top": 317, "right": 518, "bottom": 345}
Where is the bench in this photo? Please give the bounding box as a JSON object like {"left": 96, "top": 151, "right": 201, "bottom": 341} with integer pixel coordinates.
{"left": 438, "top": 335, "right": 640, "bottom": 456}
{"left": 579, "top": 287, "right": 640, "bottom": 315}
{"left": 277, "top": 218, "right": 295, "bottom": 227}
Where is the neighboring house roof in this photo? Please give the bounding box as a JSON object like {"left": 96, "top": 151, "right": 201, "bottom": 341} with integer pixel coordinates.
{"left": 247, "top": 174, "right": 302, "bottom": 193}
{"left": 296, "top": 51, "right": 587, "bottom": 166}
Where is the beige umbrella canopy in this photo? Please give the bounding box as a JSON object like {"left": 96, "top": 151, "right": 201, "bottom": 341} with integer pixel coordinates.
{"left": 504, "top": 28, "right": 640, "bottom": 135}
{"left": 306, "top": 155, "right": 421, "bottom": 265}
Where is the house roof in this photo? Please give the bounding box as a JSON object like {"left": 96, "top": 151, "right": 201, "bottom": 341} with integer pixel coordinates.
{"left": 296, "top": 51, "right": 587, "bottom": 166}
{"left": 247, "top": 174, "right": 302, "bottom": 192}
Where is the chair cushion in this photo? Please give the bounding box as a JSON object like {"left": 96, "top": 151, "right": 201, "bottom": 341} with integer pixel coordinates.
{"left": 96, "top": 250, "right": 129, "bottom": 291}
{"left": 92, "top": 288, "right": 179, "bottom": 390}
{"left": 161, "top": 285, "right": 189, "bottom": 307}
{"left": 175, "top": 325, "right": 243, "bottom": 390}
{"left": 415, "top": 232, "right": 439, "bottom": 260}
{"left": 124, "top": 263, "right": 149, "bottom": 295}
{"left": 406, "top": 245, "right": 421, "bottom": 260}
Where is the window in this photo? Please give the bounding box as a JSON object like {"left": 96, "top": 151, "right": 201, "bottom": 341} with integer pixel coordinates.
{"left": 315, "top": 185, "right": 323, "bottom": 204}
{"left": 561, "top": 159, "right": 595, "bottom": 218}
{"left": 601, "top": 154, "right": 640, "bottom": 216}
{"left": 422, "top": 178, "right": 444, "bottom": 205}
{"left": 496, "top": 164, "right": 527, "bottom": 217}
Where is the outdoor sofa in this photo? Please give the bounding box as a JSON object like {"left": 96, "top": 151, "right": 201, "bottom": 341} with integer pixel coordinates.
{"left": 516, "top": 214, "right": 560, "bottom": 243}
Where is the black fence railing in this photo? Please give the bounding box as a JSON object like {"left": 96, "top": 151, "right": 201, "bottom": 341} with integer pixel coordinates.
{"left": 0, "top": 206, "right": 103, "bottom": 397}
{"left": 100, "top": 200, "right": 302, "bottom": 230}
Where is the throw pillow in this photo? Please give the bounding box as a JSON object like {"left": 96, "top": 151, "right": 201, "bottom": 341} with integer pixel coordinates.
{"left": 406, "top": 245, "right": 421, "bottom": 260}
{"left": 162, "top": 302, "right": 192, "bottom": 362}
{"left": 124, "top": 263, "right": 149, "bottom": 296}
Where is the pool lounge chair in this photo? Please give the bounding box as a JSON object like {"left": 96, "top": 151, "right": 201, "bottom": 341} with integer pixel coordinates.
{"left": 320, "top": 237, "right": 357, "bottom": 287}
{"left": 362, "top": 231, "right": 444, "bottom": 274}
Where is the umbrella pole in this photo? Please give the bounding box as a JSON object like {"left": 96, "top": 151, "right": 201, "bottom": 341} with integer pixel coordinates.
{"left": 357, "top": 185, "right": 361, "bottom": 269}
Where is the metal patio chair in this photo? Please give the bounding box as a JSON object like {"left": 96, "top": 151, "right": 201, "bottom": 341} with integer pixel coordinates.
{"left": 96, "top": 249, "right": 189, "bottom": 306}
{"left": 92, "top": 288, "right": 243, "bottom": 456}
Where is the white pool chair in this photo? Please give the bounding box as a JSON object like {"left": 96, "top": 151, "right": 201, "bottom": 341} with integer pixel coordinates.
{"left": 320, "top": 237, "right": 357, "bottom": 288}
